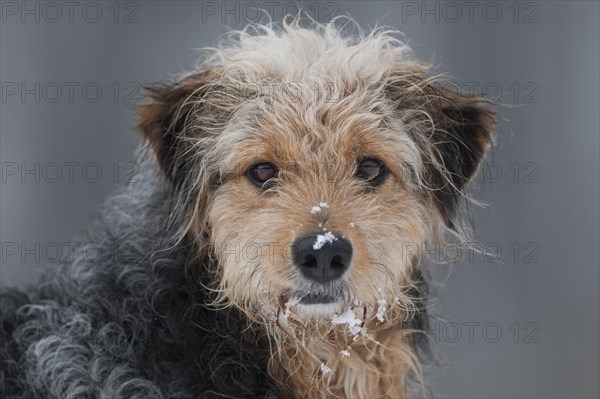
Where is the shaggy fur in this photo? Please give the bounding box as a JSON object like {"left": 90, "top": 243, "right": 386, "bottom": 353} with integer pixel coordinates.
{"left": 1, "top": 18, "right": 494, "bottom": 398}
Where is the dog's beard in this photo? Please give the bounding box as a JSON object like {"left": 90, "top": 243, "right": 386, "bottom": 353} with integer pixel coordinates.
{"left": 214, "top": 253, "right": 421, "bottom": 343}
{"left": 238, "top": 284, "right": 413, "bottom": 343}
{"left": 256, "top": 295, "right": 415, "bottom": 371}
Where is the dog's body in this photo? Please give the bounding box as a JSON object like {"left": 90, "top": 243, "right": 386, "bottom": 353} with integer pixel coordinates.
{"left": 1, "top": 169, "right": 283, "bottom": 398}
{"left": 1, "top": 19, "right": 494, "bottom": 398}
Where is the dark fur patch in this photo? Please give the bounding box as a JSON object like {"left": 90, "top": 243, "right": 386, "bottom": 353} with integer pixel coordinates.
{"left": 0, "top": 168, "right": 283, "bottom": 398}
{"left": 386, "top": 76, "right": 495, "bottom": 227}
{"left": 137, "top": 70, "right": 222, "bottom": 188}
{"left": 401, "top": 262, "right": 430, "bottom": 360}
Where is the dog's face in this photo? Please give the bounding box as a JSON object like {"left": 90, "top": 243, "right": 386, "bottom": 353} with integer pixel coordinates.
{"left": 207, "top": 92, "right": 428, "bottom": 320}
{"left": 138, "top": 25, "right": 494, "bottom": 330}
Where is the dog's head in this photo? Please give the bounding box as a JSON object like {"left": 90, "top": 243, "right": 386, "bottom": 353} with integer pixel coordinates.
{"left": 138, "top": 21, "right": 495, "bottom": 333}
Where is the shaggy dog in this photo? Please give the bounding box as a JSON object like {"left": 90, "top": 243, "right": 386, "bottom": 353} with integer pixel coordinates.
{"left": 0, "top": 18, "right": 495, "bottom": 398}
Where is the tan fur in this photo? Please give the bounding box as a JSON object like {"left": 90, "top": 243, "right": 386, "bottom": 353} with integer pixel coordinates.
{"left": 137, "top": 16, "right": 495, "bottom": 398}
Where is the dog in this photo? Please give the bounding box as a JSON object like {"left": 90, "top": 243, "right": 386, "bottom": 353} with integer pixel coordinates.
{"left": 0, "top": 18, "right": 495, "bottom": 399}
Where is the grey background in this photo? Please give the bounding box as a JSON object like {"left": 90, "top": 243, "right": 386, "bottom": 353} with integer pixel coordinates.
{"left": 1, "top": 1, "right": 598, "bottom": 398}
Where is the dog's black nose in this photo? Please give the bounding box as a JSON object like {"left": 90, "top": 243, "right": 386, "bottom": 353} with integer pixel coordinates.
{"left": 292, "top": 232, "right": 352, "bottom": 283}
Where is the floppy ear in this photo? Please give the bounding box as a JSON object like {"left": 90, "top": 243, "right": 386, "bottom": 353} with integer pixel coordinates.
{"left": 427, "top": 85, "right": 495, "bottom": 227}
{"left": 137, "top": 70, "right": 217, "bottom": 186}
{"left": 387, "top": 74, "right": 496, "bottom": 227}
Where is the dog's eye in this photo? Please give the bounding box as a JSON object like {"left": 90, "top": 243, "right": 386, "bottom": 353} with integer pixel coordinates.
{"left": 356, "top": 158, "right": 387, "bottom": 186}
{"left": 247, "top": 162, "right": 278, "bottom": 188}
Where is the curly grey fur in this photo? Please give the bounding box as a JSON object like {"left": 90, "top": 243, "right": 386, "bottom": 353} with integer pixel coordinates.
{"left": 0, "top": 162, "right": 282, "bottom": 399}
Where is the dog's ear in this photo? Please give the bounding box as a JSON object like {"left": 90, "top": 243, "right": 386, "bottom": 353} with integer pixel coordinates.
{"left": 388, "top": 74, "right": 496, "bottom": 227}
{"left": 427, "top": 85, "right": 495, "bottom": 227}
{"left": 137, "top": 70, "right": 216, "bottom": 185}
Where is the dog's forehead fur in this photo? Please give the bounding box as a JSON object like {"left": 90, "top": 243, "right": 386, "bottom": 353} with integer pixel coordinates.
{"left": 191, "top": 23, "right": 426, "bottom": 185}
{"left": 225, "top": 105, "right": 421, "bottom": 186}
{"left": 201, "top": 21, "right": 412, "bottom": 87}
